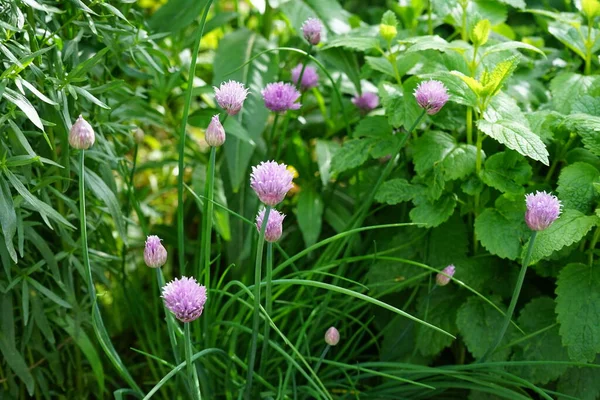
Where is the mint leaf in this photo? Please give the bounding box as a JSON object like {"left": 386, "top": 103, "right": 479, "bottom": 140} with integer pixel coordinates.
{"left": 322, "top": 36, "right": 379, "bottom": 52}
{"left": 556, "top": 263, "right": 600, "bottom": 362}
{"left": 412, "top": 131, "right": 477, "bottom": 181}
{"left": 557, "top": 356, "right": 600, "bottom": 400}
{"left": 410, "top": 194, "right": 456, "bottom": 228}
{"left": 353, "top": 116, "right": 392, "bottom": 138}
{"left": 330, "top": 138, "right": 374, "bottom": 175}
{"left": 481, "top": 151, "right": 532, "bottom": 194}
{"left": 457, "top": 295, "right": 516, "bottom": 361}
{"left": 380, "top": 82, "right": 406, "bottom": 128}
{"left": 510, "top": 297, "right": 569, "bottom": 384}
{"left": 550, "top": 72, "right": 596, "bottom": 114}
{"left": 477, "top": 119, "right": 549, "bottom": 165}
{"left": 427, "top": 215, "right": 469, "bottom": 267}
{"left": 375, "top": 179, "right": 422, "bottom": 205}
{"left": 524, "top": 209, "right": 599, "bottom": 265}
{"left": 557, "top": 162, "right": 600, "bottom": 214}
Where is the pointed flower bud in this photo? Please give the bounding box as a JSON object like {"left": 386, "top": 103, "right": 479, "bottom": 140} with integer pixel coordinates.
{"left": 525, "top": 191, "right": 562, "bottom": 231}
{"left": 250, "top": 161, "right": 294, "bottom": 206}
{"left": 262, "top": 82, "right": 301, "bottom": 113}
{"left": 291, "top": 64, "right": 319, "bottom": 91}
{"left": 69, "top": 115, "right": 95, "bottom": 150}
{"left": 414, "top": 80, "right": 449, "bottom": 115}
{"left": 133, "top": 127, "right": 145, "bottom": 144}
{"left": 256, "top": 208, "right": 285, "bottom": 242}
{"left": 352, "top": 92, "right": 379, "bottom": 112}
{"left": 324, "top": 326, "right": 340, "bottom": 346}
{"left": 144, "top": 235, "right": 168, "bottom": 268}
{"left": 214, "top": 80, "right": 249, "bottom": 116}
{"left": 205, "top": 115, "right": 226, "bottom": 147}
{"left": 436, "top": 265, "right": 456, "bottom": 286}
{"left": 302, "top": 18, "right": 322, "bottom": 45}
{"left": 162, "top": 276, "right": 207, "bottom": 323}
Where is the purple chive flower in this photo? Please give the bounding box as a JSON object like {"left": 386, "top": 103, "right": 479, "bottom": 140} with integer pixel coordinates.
{"left": 291, "top": 64, "right": 319, "bottom": 91}
{"left": 250, "top": 161, "right": 294, "bottom": 206}
{"left": 256, "top": 208, "right": 285, "bottom": 243}
{"left": 69, "top": 115, "right": 95, "bottom": 150}
{"left": 214, "top": 80, "right": 249, "bottom": 116}
{"left": 436, "top": 265, "right": 456, "bottom": 286}
{"left": 144, "top": 235, "right": 168, "bottom": 268}
{"left": 302, "top": 18, "right": 322, "bottom": 45}
{"left": 414, "top": 80, "right": 449, "bottom": 115}
{"left": 525, "top": 191, "right": 562, "bottom": 231}
{"left": 205, "top": 114, "right": 225, "bottom": 147}
{"left": 352, "top": 92, "right": 379, "bottom": 112}
{"left": 161, "top": 276, "right": 207, "bottom": 323}
{"left": 325, "top": 326, "right": 340, "bottom": 346}
{"left": 262, "top": 82, "right": 302, "bottom": 112}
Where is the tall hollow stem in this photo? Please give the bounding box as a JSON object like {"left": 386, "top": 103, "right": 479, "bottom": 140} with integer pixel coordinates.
{"left": 201, "top": 146, "right": 217, "bottom": 342}
{"left": 259, "top": 242, "right": 274, "bottom": 376}
{"left": 184, "top": 323, "right": 202, "bottom": 400}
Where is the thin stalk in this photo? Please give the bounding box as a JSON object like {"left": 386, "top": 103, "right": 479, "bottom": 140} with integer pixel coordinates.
{"left": 156, "top": 268, "right": 180, "bottom": 364}
{"left": 544, "top": 133, "right": 576, "bottom": 183}
{"left": 295, "top": 45, "right": 313, "bottom": 92}
{"left": 480, "top": 232, "right": 537, "bottom": 362}
{"left": 184, "top": 323, "right": 202, "bottom": 400}
{"left": 585, "top": 18, "right": 593, "bottom": 75}
{"left": 120, "top": 143, "right": 138, "bottom": 285}
{"left": 389, "top": 53, "right": 402, "bottom": 85}
{"left": 79, "top": 151, "right": 141, "bottom": 394}
{"left": 313, "top": 345, "right": 330, "bottom": 375}
{"left": 275, "top": 113, "right": 291, "bottom": 160}
{"left": 201, "top": 146, "right": 217, "bottom": 334}
{"left": 589, "top": 226, "right": 600, "bottom": 266}
{"left": 460, "top": 2, "right": 468, "bottom": 41}
{"left": 177, "top": 1, "right": 213, "bottom": 275}
{"left": 245, "top": 206, "right": 272, "bottom": 399}
{"left": 473, "top": 129, "right": 483, "bottom": 252}
{"left": 428, "top": 0, "right": 433, "bottom": 35}
{"left": 259, "top": 242, "right": 274, "bottom": 376}
{"left": 267, "top": 113, "right": 280, "bottom": 155}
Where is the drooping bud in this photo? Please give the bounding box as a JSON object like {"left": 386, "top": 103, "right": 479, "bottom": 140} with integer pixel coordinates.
{"left": 144, "top": 235, "right": 168, "bottom": 268}
{"left": 205, "top": 115, "right": 225, "bottom": 147}
{"left": 436, "top": 265, "right": 456, "bottom": 286}
{"left": 324, "top": 326, "right": 340, "bottom": 346}
{"left": 69, "top": 115, "right": 95, "bottom": 150}
{"left": 301, "top": 18, "right": 322, "bottom": 45}
{"left": 133, "top": 127, "right": 145, "bottom": 144}
{"left": 255, "top": 208, "right": 285, "bottom": 243}
{"left": 525, "top": 191, "right": 562, "bottom": 231}
{"left": 414, "top": 80, "right": 450, "bottom": 115}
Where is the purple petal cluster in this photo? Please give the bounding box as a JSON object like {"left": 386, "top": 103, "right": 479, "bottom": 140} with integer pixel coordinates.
{"left": 256, "top": 208, "right": 285, "bottom": 243}
{"left": 291, "top": 64, "right": 319, "bottom": 91}
{"left": 525, "top": 191, "right": 562, "bottom": 231}
{"left": 352, "top": 92, "right": 379, "bottom": 112}
{"left": 414, "top": 80, "right": 449, "bottom": 115}
{"left": 325, "top": 326, "right": 340, "bottom": 346}
{"left": 302, "top": 18, "right": 323, "bottom": 45}
{"left": 162, "top": 277, "right": 207, "bottom": 323}
{"left": 205, "top": 114, "right": 225, "bottom": 147}
{"left": 69, "top": 115, "right": 95, "bottom": 150}
{"left": 214, "top": 80, "right": 249, "bottom": 116}
{"left": 436, "top": 264, "right": 456, "bottom": 286}
{"left": 144, "top": 235, "right": 168, "bottom": 268}
{"left": 250, "top": 161, "right": 294, "bottom": 206}
{"left": 262, "top": 82, "right": 301, "bottom": 112}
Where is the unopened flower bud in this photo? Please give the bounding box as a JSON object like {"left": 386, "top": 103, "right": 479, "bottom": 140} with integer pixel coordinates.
{"left": 380, "top": 24, "right": 397, "bottom": 42}
{"left": 525, "top": 191, "right": 562, "bottom": 231}
{"left": 302, "top": 18, "right": 322, "bottom": 45}
{"left": 436, "top": 265, "right": 456, "bottom": 286}
{"left": 144, "top": 235, "right": 167, "bottom": 268}
{"left": 133, "top": 127, "right": 144, "bottom": 144}
{"left": 69, "top": 115, "right": 95, "bottom": 150}
{"left": 255, "top": 208, "right": 285, "bottom": 242}
{"left": 205, "top": 115, "right": 225, "bottom": 147}
{"left": 325, "top": 326, "right": 340, "bottom": 346}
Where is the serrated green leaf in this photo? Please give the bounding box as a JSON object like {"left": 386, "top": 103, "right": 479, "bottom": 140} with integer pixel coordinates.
{"left": 410, "top": 194, "right": 456, "bottom": 228}
{"left": 475, "top": 207, "right": 523, "bottom": 260}
{"left": 524, "top": 210, "right": 599, "bottom": 265}
{"left": 427, "top": 215, "right": 469, "bottom": 267}
{"left": 483, "top": 91, "right": 525, "bottom": 123}
{"left": 481, "top": 151, "right": 532, "bottom": 194}
{"left": 322, "top": 36, "right": 379, "bottom": 52}
{"left": 379, "top": 82, "right": 405, "bottom": 128}
{"left": 557, "top": 356, "right": 600, "bottom": 400}
{"left": 353, "top": 116, "right": 392, "bottom": 138}
{"left": 483, "top": 41, "right": 545, "bottom": 58}
{"left": 403, "top": 35, "right": 465, "bottom": 54}
{"left": 457, "top": 295, "right": 515, "bottom": 361}
{"left": 572, "top": 95, "right": 600, "bottom": 116}
{"left": 412, "top": 131, "right": 477, "bottom": 181}
{"left": 510, "top": 297, "right": 569, "bottom": 384}
{"left": 556, "top": 263, "right": 600, "bottom": 362}
{"left": 375, "top": 179, "right": 422, "bottom": 205}
{"left": 557, "top": 162, "right": 600, "bottom": 214}
{"left": 477, "top": 119, "right": 549, "bottom": 165}
{"left": 481, "top": 55, "right": 519, "bottom": 97}
{"left": 471, "top": 19, "right": 491, "bottom": 47}
{"left": 423, "top": 71, "right": 478, "bottom": 107}
{"left": 550, "top": 72, "right": 597, "bottom": 114}
{"left": 330, "top": 138, "right": 374, "bottom": 175}
{"left": 496, "top": 0, "right": 525, "bottom": 9}
{"left": 548, "top": 21, "right": 588, "bottom": 60}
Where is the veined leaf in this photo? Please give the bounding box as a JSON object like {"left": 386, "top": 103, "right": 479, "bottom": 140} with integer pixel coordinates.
{"left": 477, "top": 119, "right": 549, "bottom": 165}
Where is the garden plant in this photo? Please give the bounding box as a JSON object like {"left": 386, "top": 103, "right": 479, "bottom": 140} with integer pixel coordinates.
{"left": 2, "top": 0, "right": 600, "bottom": 398}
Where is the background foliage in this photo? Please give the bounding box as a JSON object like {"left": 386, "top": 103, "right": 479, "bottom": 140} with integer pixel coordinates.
{"left": 2, "top": 0, "right": 600, "bottom": 398}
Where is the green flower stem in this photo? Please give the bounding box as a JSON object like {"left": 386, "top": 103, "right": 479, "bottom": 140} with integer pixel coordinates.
{"left": 201, "top": 146, "right": 216, "bottom": 336}
{"left": 275, "top": 113, "right": 291, "bottom": 160}
{"left": 473, "top": 128, "right": 484, "bottom": 252}
{"left": 245, "top": 206, "right": 271, "bottom": 399}
{"left": 267, "top": 113, "right": 280, "bottom": 157}
{"left": 480, "top": 231, "right": 538, "bottom": 363}
{"left": 295, "top": 45, "right": 313, "bottom": 92}
{"left": 120, "top": 143, "right": 138, "bottom": 285}
{"left": 428, "top": 0, "right": 433, "bottom": 35}
{"left": 156, "top": 268, "right": 180, "bottom": 364}
{"left": 313, "top": 345, "right": 331, "bottom": 374}
{"left": 184, "top": 323, "right": 202, "bottom": 400}
{"left": 177, "top": 0, "right": 213, "bottom": 275}
{"left": 259, "top": 242, "right": 274, "bottom": 377}
{"left": 79, "top": 151, "right": 142, "bottom": 395}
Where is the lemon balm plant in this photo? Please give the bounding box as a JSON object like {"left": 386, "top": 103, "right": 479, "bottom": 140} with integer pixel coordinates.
{"left": 3, "top": 0, "right": 600, "bottom": 399}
